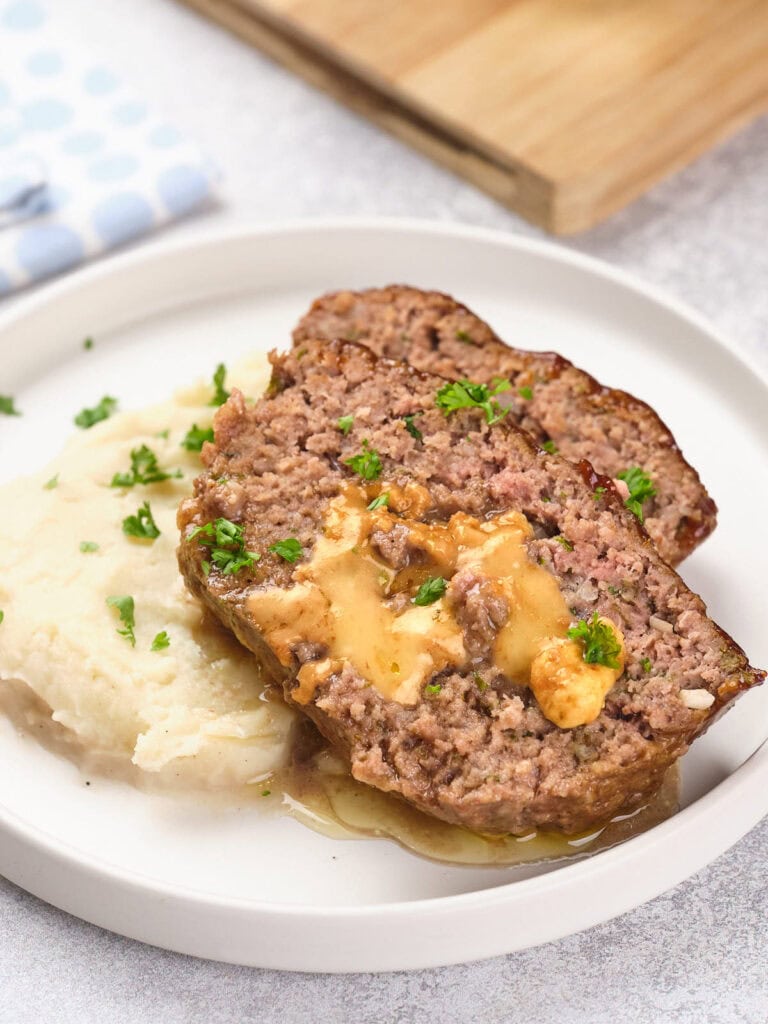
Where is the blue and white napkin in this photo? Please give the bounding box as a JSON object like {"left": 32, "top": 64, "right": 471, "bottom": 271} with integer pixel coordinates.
{"left": 0, "top": 0, "right": 219, "bottom": 295}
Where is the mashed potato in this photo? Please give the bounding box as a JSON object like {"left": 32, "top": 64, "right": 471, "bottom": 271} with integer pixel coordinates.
{"left": 0, "top": 356, "right": 298, "bottom": 788}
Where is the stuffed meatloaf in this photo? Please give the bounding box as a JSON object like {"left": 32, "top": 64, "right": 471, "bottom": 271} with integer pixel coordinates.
{"left": 294, "top": 286, "right": 716, "bottom": 567}
{"left": 178, "top": 339, "right": 762, "bottom": 835}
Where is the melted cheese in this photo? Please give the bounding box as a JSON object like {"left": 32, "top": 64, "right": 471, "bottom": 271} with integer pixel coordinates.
{"left": 246, "top": 488, "right": 466, "bottom": 704}
{"left": 245, "top": 487, "right": 621, "bottom": 725}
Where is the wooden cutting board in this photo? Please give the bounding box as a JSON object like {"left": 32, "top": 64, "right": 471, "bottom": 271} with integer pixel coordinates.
{"left": 179, "top": 0, "right": 768, "bottom": 234}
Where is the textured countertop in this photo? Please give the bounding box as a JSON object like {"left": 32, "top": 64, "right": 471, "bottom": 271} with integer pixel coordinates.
{"left": 2, "top": 2, "right": 768, "bottom": 1021}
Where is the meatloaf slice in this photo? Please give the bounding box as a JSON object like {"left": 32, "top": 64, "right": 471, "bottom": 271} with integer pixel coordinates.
{"left": 293, "top": 286, "right": 716, "bottom": 566}
{"left": 177, "top": 339, "right": 762, "bottom": 836}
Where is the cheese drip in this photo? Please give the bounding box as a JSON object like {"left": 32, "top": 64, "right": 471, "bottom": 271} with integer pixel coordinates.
{"left": 245, "top": 486, "right": 623, "bottom": 724}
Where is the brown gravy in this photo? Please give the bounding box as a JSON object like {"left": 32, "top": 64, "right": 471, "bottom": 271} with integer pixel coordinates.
{"left": 1, "top": 678, "right": 679, "bottom": 868}
{"left": 265, "top": 720, "right": 680, "bottom": 868}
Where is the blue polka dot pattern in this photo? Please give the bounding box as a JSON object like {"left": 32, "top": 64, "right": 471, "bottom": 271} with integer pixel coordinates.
{"left": 61, "top": 130, "right": 104, "bottom": 156}
{"left": 92, "top": 192, "right": 154, "bottom": 247}
{"left": 44, "top": 184, "right": 70, "bottom": 211}
{"left": 0, "top": 10, "right": 217, "bottom": 293}
{"left": 26, "top": 49, "right": 62, "bottom": 76}
{"left": 112, "top": 101, "right": 147, "bottom": 127}
{"left": 16, "top": 223, "right": 83, "bottom": 280}
{"left": 88, "top": 154, "right": 139, "bottom": 183}
{"left": 0, "top": 120, "right": 21, "bottom": 147}
{"left": 83, "top": 67, "right": 118, "bottom": 96}
{"left": 149, "top": 123, "right": 182, "bottom": 148}
{"left": 157, "top": 164, "right": 210, "bottom": 216}
{"left": 21, "top": 97, "right": 72, "bottom": 131}
{"left": 2, "top": 1, "right": 45, "bottom": 30}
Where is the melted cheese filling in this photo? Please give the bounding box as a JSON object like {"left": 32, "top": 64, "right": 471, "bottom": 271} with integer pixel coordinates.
{"left": 245, "top": 486, "right": 623, "bottom": 724}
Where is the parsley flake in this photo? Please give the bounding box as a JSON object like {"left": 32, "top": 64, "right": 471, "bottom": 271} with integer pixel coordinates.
{"left": 0, "top": 611, "right": 4, "bottom": 625}
{"left": 43, "top": 474, "right": 59, "bottom": 490}
{"left": 403, "top": 414, "right": 423, "bottom": 441}
{"left": 367, "top": 492, "right": 389, "bottom": 511}
{"left": 617, "top": 467, "right": 656, "bottom": 523}
{"left": 641, "top": 657, "right": 652, "bottom": 673}
{"left": 337, "top": 415, "right": 354, "bottom": 436}
{"left": 151, "top": 631, "right": 170, "bottom": 652}
{"left": 413, "top": 576, "right": 447, "bottom": 606}
{"left": 0, "top": 395, "right": 20, "bottom": 416}
{"left": 541, "top": 439, "right": 558, "bottom": 455}
{"left": 269, "top": 538, "right": 303, "bottom": 563}
{"left": 434, "top": 378, "right": 511, "bottom": 426}
{"left": 567, "top": 613, "right": 622, "bottom": 670}
{"left": 111, "top": 445, "right": 182, "bottom": 488}
{"left": 518, "top": 386, "right": 533, "bottom": 400}
{"left": 553, "top": 535, "right": 573, "bottom": 552}
{"left": 209, "top": 363, "right": 230, "bottom": 407}
{"left": 344, "top": 440, "right": 383, "bottom": 481}
{"left": 593, "top": 486, "right": 607, "bottom": 501}
{"left": 74, "top": 395, "right": 118, "bottom": 429}
{"left": 106, "top": 595, "right": 136, "bottom": 647}
{"left": 83, "top": 337, "right": 94, "bottom": 350}
{"left": 189, "top": 518, "right": 260, "bottom": 575}
{"left": 473, "top": 672, "right": 488, "bottom": 692}
{"left": 424, "top": 683, "right": 443, "bottom": 696}
{"left": 181, "top": 423, "right": 214, "bottom": 452}
{"left": 79, "top": 541, "right": 99, "bottom": 553}
{"left": 455, "top": 329, "right": 474, "bottom": 344}
{"left": 122, "top": 501, "right": 161, "bottom": 540}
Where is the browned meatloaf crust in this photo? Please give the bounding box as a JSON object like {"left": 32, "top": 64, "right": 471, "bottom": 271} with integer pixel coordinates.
{"left": 177, "top": 339, "right": 762, "bottom": 836}
{"left": 293, "top": 286, "right": 717, "bottom": 566}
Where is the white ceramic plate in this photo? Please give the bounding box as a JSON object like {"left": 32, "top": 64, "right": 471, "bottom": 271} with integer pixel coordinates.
{"left": 1, "top": 220, "right": 767, "bottom": 973}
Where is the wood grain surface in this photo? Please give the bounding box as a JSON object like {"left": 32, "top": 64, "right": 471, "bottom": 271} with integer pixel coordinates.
{"left": 178, "top": 0, "right": 768, "bottom": 234}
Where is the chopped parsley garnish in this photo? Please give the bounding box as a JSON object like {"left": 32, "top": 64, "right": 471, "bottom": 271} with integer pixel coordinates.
{"left": 209, "top": 363, "right": 230, "bottom": 407}
{"left": 568, "top": 613, "right": 622, "bottom": 670}
{"left": 617, "top": 467, "right": 656, "bottom": 523}
{"left": 541, "top": 439, "right": 558, "bottom": 455}
{"left": 151, "top": 631, "right": 170, "bottom": 652}
{"left": 367, "top": 492, "right": 390, "bottom": 511}
{"left": 79, "top": 541, "right": 99, "bottom": 553}
{"left": 0, "top": 610, "right": 4, "bottom": 625}
{"left": 435, "top": 377, "right": 511, "bottom": 426}
{"left": 403, "top": 414, "right": 423, "bottom": 441}
{"left": 641, "top": 657, "right": 652, "bottom": 673}
{"left": 155, "top": 429, "right": 170, "bottom": 440}
{"left": 455, "top": 329, "right": 474, "bottom": 344}
{"left": 74, "top": 395, "right": 118, "bottom": 429}
{"left": 181, "top": 423, "right": 214, "bottom": 452}
{"left": 593, "top": 486, "right": 607, "bottom": 501}
{"left": 344, "top": 440, "right": 382, "bottom": 481}
{"left": 261, "top": 789, "right": 271, "bottom": 797}
{"left": 83, "top": 337, "right": 94, "bottom": 350}
{"left": 111, "top": 445, "right": 182, "bottom": 488}
{"left": 518, "top": 386, "right": 533, "bottom": 400}
{"left": 106, "top": 595, "right": 136, "bottom": 647}
{"left": 473, "top": 672, "right": 488, "bottom": 692}
{"left": 189, "top": 517, "right": 260, "bottom": 575}
{"left": 337, "top": 415, "right": 354, "bottom": 436}
{"left": 424, "top": 683, "right": 443, "bottom": 696}
{"left": 413, "top": 576, "right": 447, "bottom": 606}
{"left": 269, "top": 538, "right": 303, "bottom": 563}
{"left": 43, "top": 474, "right": 59, "bottom": 490}
{"left": 553, "top": 535, "right": 573, "bottom": 551}
{"left": 122, "top": 501, "right": 161, "bottom": 540}
{"left": 0, "top": 395, "right": 20, "bottom": 416}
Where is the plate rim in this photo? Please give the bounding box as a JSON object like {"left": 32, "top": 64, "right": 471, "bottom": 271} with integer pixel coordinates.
{"left": 1, "top": 217, "right": 766, "bottom": 969}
